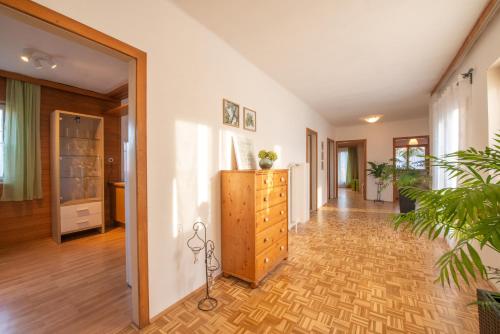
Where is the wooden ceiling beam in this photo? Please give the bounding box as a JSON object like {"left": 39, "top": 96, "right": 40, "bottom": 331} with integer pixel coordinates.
{"left": 0, "top": 69, "right": 119, "bottom": 102}
{"left": 106, "top": 83, "right": 128, "bottom": 100}
{"left": 431, "top": 0, "right": 500, "bottom": 95}
{"left": 104, "top": 103, "right": 128, "bottom": 116}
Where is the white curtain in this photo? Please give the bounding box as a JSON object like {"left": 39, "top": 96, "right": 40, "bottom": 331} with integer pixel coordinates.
{"left": 338, "top": 147, "right": 348, "bottom": 187}
{"left": 430, "top": 78, "right": 470, "bottom": 189}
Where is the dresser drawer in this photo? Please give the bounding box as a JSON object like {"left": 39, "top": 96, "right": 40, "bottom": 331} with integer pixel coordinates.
{"left": 255, "top": 185, "right": 287, "bottom": 211}
{"left": 255, "top": 202, "right": 287, "bottom": 233}
{"left": 275, "top": 235, "right": 288, "bottom": 260}
{"left": 61, "top": 213, "right": 102, "bottom": 234}
{"left": 255, "top": 245, "right": 278, "bottom": 280}
{"left": 255, "top": 173, "right": 274, "bottom": 190}
{"left": 61, "top": 201, "right": 102, "bottom": 220}
{"left": 255, "top": 221, "right": 288, "bottom": 254}
{"left": 273, "top": 172, "right": 288, "bottom": 187}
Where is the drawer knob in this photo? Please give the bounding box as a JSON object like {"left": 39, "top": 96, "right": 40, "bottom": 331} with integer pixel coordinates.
{"left": 280, "top": 177, "right": 285, "bottom": 182}
{"left": 280, "top": 246, "right": 285, "bottom": 250}
{"left": 264, "top": 258, "right": 269, "bottom": 263}
{"left": 280, "top": 228, "right": 284, "bottom": 233}
{"left": 263, "top": 197, "right": 268, "bottom": 202}
{"left": 263, "top": 237, "right": 269, "bottom": 243}
{"left": 280, "top": 210, "right": 284, "bottom": 215}
{"left": 264, "top": 217, "right": 269, "bottom": 222}
{"left": 264, "top": 179, "right": 268, "bottom": 184}
{"left": 280, "top": 193, "right": 284, "bottom": 197}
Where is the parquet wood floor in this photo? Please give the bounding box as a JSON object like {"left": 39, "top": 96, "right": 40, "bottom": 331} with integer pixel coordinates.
{"left": 0, "top": 227, "right": 131, "bottom": 334}
{"left": 122, "top": 189, "right": 491, "bottom": 334}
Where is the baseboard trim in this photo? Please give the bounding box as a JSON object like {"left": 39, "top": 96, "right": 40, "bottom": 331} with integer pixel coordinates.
{"left": 149, "top": 272, "right": 223, "bottom": 323}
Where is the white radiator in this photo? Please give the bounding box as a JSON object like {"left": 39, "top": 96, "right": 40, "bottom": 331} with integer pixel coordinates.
{"left": 288, "top": 163, "right": 310, "bottom": 230}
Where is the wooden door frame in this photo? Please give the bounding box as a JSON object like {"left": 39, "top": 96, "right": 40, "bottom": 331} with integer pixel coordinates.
{"left": 326, "top": 137, "right": 335, "bottom": 200}
{"left": 392, "top": 135, "right": 430, "bottom": 201}
{"left": 0, "top": 0, "right": 149, "bottom": 328}
{"left": 305, "top": 128, "right": 318, "bottom": 211}
{"left": 335, "top": 139, "right": 367, "bottom": 200}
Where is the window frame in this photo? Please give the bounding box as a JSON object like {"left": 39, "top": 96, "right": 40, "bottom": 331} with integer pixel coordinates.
{"left": 392, "top": 135, "right": 430, "bottom": 201}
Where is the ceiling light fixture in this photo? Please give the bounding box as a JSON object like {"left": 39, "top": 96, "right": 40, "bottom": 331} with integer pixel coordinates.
{"left": 20, "top": 48, "right": 58, "bottom": 70}
{"left": 408, "top": 138, "right": 419, "bottom": 145}
{"left": 33, "top": 58, "right": 43, "bottom": 69}
{"left": 20, "top": 48, "right": 33, "bottom": 63}
{"left": 48, "top": 59, "right": 57, "bottom": 69}
{"left": 363, "top": 114, "right": 383, "bottom": 123}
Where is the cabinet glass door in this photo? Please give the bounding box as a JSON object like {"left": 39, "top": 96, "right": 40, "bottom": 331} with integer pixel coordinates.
{"left": 59, "top": 114, "right": 102, "bottom": 204}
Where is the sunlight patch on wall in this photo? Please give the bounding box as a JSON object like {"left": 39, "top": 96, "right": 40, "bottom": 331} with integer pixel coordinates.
{"left": 172, "top": 178, "right": 178, "bottom": 238}
{"left": 197, "top": 124, "right": 209, "bottom": 206}
{"left": 175, "top": 120, "right": 213, "bottom": 233}
{"left": 219, "top": 129, "right": 235, "bottom": 170}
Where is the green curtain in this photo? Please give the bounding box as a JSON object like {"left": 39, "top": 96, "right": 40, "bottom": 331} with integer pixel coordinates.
{"left": 346, "top": 147, "right": 359, "bottom": 190}
{"left": 1, "top": 79, "right": 42, "bottom": 201}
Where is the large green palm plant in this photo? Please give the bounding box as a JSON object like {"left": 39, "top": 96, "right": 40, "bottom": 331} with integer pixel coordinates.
{"left": 393, "top": 134, "right": 500, "bottom": 289}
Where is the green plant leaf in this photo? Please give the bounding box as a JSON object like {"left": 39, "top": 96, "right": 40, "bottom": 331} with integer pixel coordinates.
{"left": 460, "top": 248, "right": 476, "bottom": 280}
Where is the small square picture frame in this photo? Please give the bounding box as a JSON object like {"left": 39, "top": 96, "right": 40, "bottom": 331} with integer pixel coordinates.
{"left": 222, "top": 99, "right": 240, "bottom": 127}
{"left": 243, "top": 107, "right": 256, "bottom": 132}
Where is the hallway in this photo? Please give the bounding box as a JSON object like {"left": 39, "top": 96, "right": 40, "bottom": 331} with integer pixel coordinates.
{"left": 122, "top": 196, "right": 489, "bottom": 334}
{"left": 333, "top": 188, "right": 397, "bottom": 212}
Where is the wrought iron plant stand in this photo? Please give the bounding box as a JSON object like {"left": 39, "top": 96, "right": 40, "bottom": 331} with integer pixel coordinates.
{"left": 186, "top": 220, "right": 220, "bottom": 311}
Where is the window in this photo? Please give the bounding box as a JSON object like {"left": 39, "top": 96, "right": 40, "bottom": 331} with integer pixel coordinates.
{"left": 395, "top": 146, "right": 426, "bottom": 170}
{"left": 338, "top": 148, "right": 348, "bottom": 186}
{"left": 392, "top": 136, "right": 430, "bottom": 200}
{"left": 435, "top": 108, "right": 459, "bottom": 188}
{"left": 0, "top": 104, "right": 4, "bottom": 180}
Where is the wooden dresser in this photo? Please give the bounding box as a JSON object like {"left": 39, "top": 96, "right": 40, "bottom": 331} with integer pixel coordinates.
{"left": 221, "top": 169, "right": 288, "bottom": 287}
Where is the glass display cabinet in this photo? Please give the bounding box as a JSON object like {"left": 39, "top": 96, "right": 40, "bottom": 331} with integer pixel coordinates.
{"left": 51, "top": 110, "right": 105, "bottom": 243}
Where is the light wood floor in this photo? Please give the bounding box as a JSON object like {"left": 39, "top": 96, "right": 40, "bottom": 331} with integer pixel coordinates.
{"left": 0, "top": 227, "right": 131, "bottom": 334}
{"left": 122, "top": 189, "right": 491, "bottom": 334}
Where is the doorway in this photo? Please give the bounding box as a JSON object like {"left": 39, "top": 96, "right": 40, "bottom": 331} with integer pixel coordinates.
{"left": 335, "top": 139, "right": 367, "bottom": 200}
{"left": 0, "top": 0, "right": 148, "bottom": 329}
{"left": 306, "top": 128, "right": 318, "bottom": 211}
{"left": 327, "top": 138, "right": 335, "bottom": 200}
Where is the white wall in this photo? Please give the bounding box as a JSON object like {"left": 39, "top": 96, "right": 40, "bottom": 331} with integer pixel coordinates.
{"left": 439, "top": 12, "right": 500, "bottom": 149}
{"left": 433, "top": 11, "right": 500, "bottom": 286}
{"left": 33, "top": 0, "right": 334, "bottom": 317}
{"left": 334, "top": 118, "right": 429, "bottom": 201}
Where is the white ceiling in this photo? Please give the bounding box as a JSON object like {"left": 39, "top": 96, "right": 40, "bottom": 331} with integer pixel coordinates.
{"left": 172, "top": 0, "right": 489, "bottom": 125}
{"left": 0, "top": 6, "right": 129, "bottom": 94}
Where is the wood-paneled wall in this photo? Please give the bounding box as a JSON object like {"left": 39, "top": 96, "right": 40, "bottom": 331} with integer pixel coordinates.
{"left": 0, "top": 76, "right": 122, "bottom": 246}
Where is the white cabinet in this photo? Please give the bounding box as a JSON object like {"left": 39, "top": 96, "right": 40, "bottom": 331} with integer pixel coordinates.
{"left": 51, "top": 110, "right": 105, "bottom": 243}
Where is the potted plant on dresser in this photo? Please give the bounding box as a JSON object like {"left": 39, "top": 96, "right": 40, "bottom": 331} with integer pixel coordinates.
{"left": 258, "top": 150, "right": 278, "bottom": 169}
{"left": 392, "top": 133, "right": 500, "bottom": 333}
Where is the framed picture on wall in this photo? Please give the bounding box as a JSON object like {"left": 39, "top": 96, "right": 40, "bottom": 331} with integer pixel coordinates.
{"left": 223, "top": 99, "right": 240, "bottom": 127}
{"left": 243, "top": 107, "right": 256, "bottom": 132}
